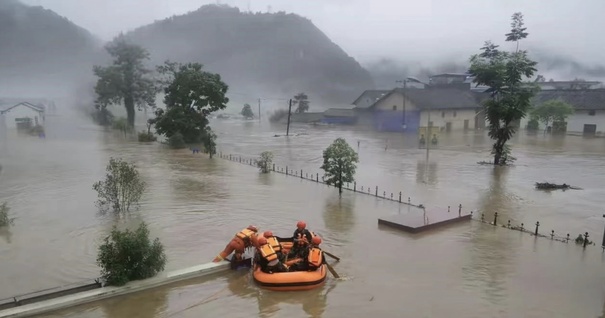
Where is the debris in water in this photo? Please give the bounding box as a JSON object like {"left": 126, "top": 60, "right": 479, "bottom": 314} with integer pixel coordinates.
{"left": 535, "top": 182, "right": 582, "bottom": 190}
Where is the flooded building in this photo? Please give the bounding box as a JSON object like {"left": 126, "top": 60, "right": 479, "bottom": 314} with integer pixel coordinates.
{"left": 353, "top": 87, "right": 484, "bottom": 132}
{"left": 0, "top": 101, "right": 46, "bottom": 133}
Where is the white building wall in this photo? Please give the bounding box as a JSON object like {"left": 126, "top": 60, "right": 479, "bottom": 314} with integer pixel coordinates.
{"left": 419, "top": 109, "right": 479, "bottom": 130}
{"left": 1, "top": 105, "right": 44, "bottom": 130}
{"left": 567, "top": 110, "right": 605, "bottom": 135}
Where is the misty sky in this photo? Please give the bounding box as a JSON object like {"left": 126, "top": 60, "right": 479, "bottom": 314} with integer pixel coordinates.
{"left": 22, "top": 0, "right": 605, "bottom": 66}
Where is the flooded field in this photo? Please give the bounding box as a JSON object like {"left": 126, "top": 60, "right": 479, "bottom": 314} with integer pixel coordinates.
{"left": 1, "top": 114, "right": 605, "bottom": 317}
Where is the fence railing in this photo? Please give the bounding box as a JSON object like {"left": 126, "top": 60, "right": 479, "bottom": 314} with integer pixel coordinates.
{"left": 216, "top": 152, "right": 425, "bottom": 209}
{"left": 470, "top": 211, "right": 598, "bottom": 248}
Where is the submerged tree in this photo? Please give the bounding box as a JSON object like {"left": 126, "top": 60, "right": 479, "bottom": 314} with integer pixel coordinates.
{"left": 293, "top": 93, "right": 310, "bottom": 113}
{"left": 93, "top": 35, "right": 157, "bottom": 128}
{"left": 531, "top": 99, "right": 574, "bottom": 133}
{"left": 97, "top": 222, "right": 166, "bottom": 286}
{"left": 468, "top": 12, "right": 539, "bottom": 165}
{"left": 93, "top": 157, "right": 146, "bottom": 215}
{"left": 257, "top": 151, "right": 274, "bottom": 173}
{"left": 0, "top": 202, "right": 14, "bottom": 227}
{"left": 151, "top": 61, "right": 228, "bottom": 156}
{"left": 241, "top": 103, "right": 254, "bottom": 119}
{"left": 321, "top": 138, "right": 359, "bottom": 195}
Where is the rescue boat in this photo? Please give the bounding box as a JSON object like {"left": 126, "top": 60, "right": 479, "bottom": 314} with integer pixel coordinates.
{"left": 252, "top": 237, "right": 327, "bottom": 291}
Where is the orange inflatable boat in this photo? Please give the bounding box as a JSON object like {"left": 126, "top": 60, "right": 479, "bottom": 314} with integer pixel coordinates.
{"left": 252, "top": 238, "right": 327, "bottom": 291}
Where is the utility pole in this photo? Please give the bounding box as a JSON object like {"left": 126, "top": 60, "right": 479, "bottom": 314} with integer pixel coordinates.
{"left": 286, "top": 99, "right": 293, "bottom": 136}
{"left": 395, "top": 79, "right": 407, "bottom": 131}
{"left": 258, "top": 98, "right": 261, "bottom": 122}
{"left": 425, "top": 107, "right": 431, "bottom": 183}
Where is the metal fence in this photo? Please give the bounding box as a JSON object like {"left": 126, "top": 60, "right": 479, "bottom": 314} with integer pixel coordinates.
{"left": 217, "top": 152, "right": 424, "bottom": 209}
{"left": 470, "top": 211, "right": 597, "bottom": 248}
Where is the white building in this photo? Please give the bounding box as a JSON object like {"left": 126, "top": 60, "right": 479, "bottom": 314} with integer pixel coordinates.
{"left": 0, "top": 102, "right": 46, "bottom": 131}
{"left": 522, "top": 89, "right": 605, "bottom": 136}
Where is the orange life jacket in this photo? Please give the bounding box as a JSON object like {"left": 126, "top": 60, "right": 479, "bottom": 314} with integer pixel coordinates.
{"left": 259, "top": 243, "right": 278, "bottom": 262}
{"left": 236, "top": 228, "right": 255, "bottom": 245}
{"left": 267, "top": 236, "right": 281, "bottom": 252}
{"left": 307, "top": 247, "right": 322, "bottom": 268}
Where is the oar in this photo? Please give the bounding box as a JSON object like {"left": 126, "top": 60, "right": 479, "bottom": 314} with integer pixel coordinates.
{"left": 325, "top": 262, "right": 340, "bottom": 278}
{"left": 324, "top": 251, "right": 340, "bottom": 262}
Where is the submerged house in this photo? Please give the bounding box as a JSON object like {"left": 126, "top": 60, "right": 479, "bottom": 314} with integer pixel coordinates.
{"left": 0, "top": 101, "right": 46, "bottom": 132}
{"left": 353, "top": 87, "right": 484, "bottom": 132}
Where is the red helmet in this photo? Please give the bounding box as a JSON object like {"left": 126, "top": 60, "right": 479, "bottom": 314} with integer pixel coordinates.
{"left": 311, "top": 236, "right": 322, "bottom": 246}
{"left": 247, "top": 225, "right": 258, "bottom": 232}
{"left": 296, "top": 221, "right": 306, "bottom": 230}
{"left": 263, "top": 231, "right": 273, "bottom": 238}
{"left": 258, "top": 236, "right": 268, "bottom": 245}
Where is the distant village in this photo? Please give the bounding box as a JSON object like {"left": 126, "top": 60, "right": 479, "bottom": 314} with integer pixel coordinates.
{"left": 281, "top": 73, "right": 605, "bottom": 138}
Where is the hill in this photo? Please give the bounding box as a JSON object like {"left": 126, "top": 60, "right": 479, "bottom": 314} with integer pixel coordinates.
{"left": 123, "top": 4, "right": 375, "bottom": 108}
{"left": 0, "top": 0, "right": 101, "bottom": 96}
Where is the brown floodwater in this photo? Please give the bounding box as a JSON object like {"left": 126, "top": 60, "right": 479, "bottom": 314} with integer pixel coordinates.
{"left": 2, "top": 114, "right": 605, "bottom": 317}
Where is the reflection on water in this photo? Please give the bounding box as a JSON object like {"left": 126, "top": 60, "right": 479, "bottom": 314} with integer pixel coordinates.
{"left": 322, "top": 193, "right": 355, "bottom": 241}
{"left": 257, "top": 283, "right": 334, "bottom": 318}
{"left": 100, "top": 285, "right": 168, "bottom": 318}
{"left": 415, "top": 161, "right": 438, "bottom": 185}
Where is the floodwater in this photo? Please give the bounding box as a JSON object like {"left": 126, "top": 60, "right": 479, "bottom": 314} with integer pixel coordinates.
{"left": 2, "top": 113, "right": 605, "bottom": 317}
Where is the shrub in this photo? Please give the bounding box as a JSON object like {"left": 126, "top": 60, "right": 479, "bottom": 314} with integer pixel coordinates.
{"left": 0, "top": 202, "right": 14, "bottom": 227}
{"left": 93, "top": 158, "right": 146, "bottom": 214}
{"left": 269, "top": 109, "right": 288, "bottom": 123}
{"left": 29, "top": 125, "right": 45, "bottom": 136}
{"left": 168, "top": 132, "right": 186, "bottom": 149}
{"left": 97, "top": 222, "right": 167, "bottom": 286}
{"left": 257, "top": 151, "right": 273, "bottom": 173}
{"left": 112, "top": 117, "right": 131, "bottom": 133}
{"left": 138, "top": 131, "right": 157, "bottom": 142}
{"left": 527, "top": 118, "right": 539, "bottom": 131}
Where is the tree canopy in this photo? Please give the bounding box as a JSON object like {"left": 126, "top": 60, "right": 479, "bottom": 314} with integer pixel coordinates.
{"left": 531, "top": 99, "right": 574, "bottom": 130}
{"left": 321, "top": 138, "right": 359, "bottom": 194}
{"left": 93, "top": 35, "right": 157, "bottom": 127}
{"left": 241, "top": 103, "right": 254, "bottom": 119}
{"left": 151, "top": 61, "right": 228, "bottom": 157}
{"left": 468, "top": 12, "right": 539, "bottom": 165}
{"left": 293, "top": 93, "right": 310, "bottom": 113}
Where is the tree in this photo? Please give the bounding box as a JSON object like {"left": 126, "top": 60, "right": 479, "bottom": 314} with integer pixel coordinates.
{"left": 293, "top": 93, "right": 310, "bottom": 113}
{"left": 321, "top": 138, "right": 359, "bottom": 195}
{"left": 97, "top": 222, "right": 166, "bottom": 286}
{"left": 93, "top": 158, "right": 146, "bottom": 215}
{"left": 151, "top": 61, "right": 228, "bottom": 151}
{"left": 0, "top": 202, "right": 14, "bottom": 227}
{"left": 257, "top": 151, "right": 274, "bottom": 173}
{"left": 531, "top": 99, "right": 574, "bottom": 132}
{"left": 468, "top": 12, "right": 539, "bottom": 165}
{"left": 93, "top": 35, "right": 157, "bottom": 128}
{"left": 241, "top": 103, "right": 254, "bottom": 119}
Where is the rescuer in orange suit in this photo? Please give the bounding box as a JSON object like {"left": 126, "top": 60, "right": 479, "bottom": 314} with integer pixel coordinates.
{"left": 290, "top": 236, "right": 325, "bottom": 271}
{"left": 256, "top": 236, "right": 289, "bottom": 273}
{"left": 288, "top": 221, "right": 313, "bottom": 259}
{"left": 263, "top": 231, "right": 285, "bottom": 261}
{"left": 213, "top": 225, "right": 260, "bottom": 262}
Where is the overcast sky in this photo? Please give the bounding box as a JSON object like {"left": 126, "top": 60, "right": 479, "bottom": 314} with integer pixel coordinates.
{"left": 22, "top": 0, "right": 605, "bottom": 65}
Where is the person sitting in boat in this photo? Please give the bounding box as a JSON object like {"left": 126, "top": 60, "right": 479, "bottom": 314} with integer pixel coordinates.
{"left": 213, "top": 225, "right": 260, "bottom": 263}
{"left": 263, "top": 231, "right": 284, "bottom": 261}
{"left": 290, "top": 236, "right": 325, "bottom": 272}
{"left": 256, "top": 236, "right": 289, "bottom": 273}
{"left": 288, "top": 221, "right": 313, "bottom": 259}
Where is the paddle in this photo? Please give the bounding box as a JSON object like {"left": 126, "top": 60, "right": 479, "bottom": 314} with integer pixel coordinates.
{"left": 323, "top": 251, "right": 340, "bottom": 262}
{"left": 325, "top": 262, "right": 340, "bottom": 278}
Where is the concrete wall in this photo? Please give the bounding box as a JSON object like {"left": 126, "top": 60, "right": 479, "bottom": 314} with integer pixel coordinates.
{"left": 419, "top": 109, "right": 479, "bottom": 131}
{"left": 567, "top": 110, "right": 605, "bottom": 135}
{"left": 1, "top": 105, "right": 44, "bottom": 130}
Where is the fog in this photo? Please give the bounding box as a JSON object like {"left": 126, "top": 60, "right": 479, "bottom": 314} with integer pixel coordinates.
{"left": 21, "top": 0, "right": 605, "bottom": 74}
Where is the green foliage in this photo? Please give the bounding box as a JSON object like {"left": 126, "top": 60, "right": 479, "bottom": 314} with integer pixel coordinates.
{"left": 91, "top": 108, "right": 115, "bottom": 127}
{"left": 241, "top": 104, "right": 254, "bottom": 119}
{"left": 28, "top": 125, "right": 44, "bottom": 136}
{"left": 93, "top": 158, "right": 146, "bottom": 215}
{"left": 168, "top": 132, "right": 186, "bottom": 149}
{"left": 257, "top": 151, "right": 274, "bottom": 173}
{"left": 491, "top": 144, "right": 516, "bottom": 165}
{"left": 0, "top": 202, "right": 14, "bottom": 227}
{"left": 321, "top": 138, "right": 359, "bottom": 194}
{"left": 469, "top": 12, "right": 539, "bottom": 165}
{"left": 531, "top": 99, "right": 574, "bottom": 131}
{"left": 93, "top": 35, "right": 157, "bottom": 128}
{"left": 112, "top": 117, "right": 131, "bottom": 133}
{"left": 269, "top": 109, "right": 288, "bottom": 123}
{"left": 150, "top": 61, "right": 228, "bottom": 151}
{"left": 97, "top": 222, "right": 166, "bottom": 286}
{"left": 527, "top": 118, "right": 539, "bottom": 131}
{"left": 293, "top": 93, "right": 310, "bottom": 113}
{"left": 138, "top": 131, "right": 157, "bottom": 142}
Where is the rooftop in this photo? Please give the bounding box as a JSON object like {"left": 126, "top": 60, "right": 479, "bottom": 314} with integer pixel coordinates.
{"left": 369, "top": 88, "right": 482, "bottom": 110}
{"left": 533, "top": 89, "right": 605, "bottom": 110}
